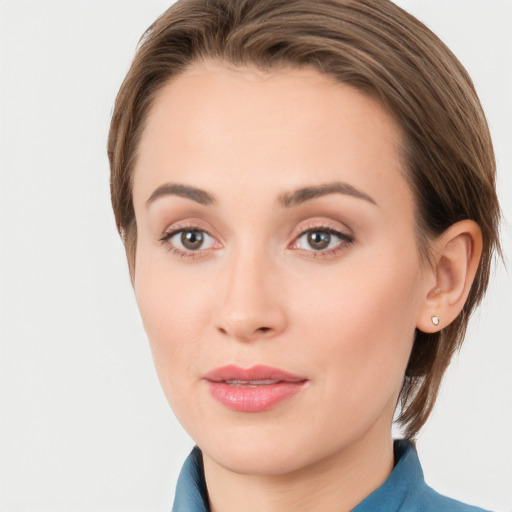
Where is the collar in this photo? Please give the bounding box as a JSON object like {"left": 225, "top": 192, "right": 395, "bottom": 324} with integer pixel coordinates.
{"left": 351, "top": 439, "right": 423, "bottom": 511}
{"left": 171, "top": 439, "right": 485, "bottom": 512}
{"left": 173, "top": 446, "right": 209, "bottom": 512}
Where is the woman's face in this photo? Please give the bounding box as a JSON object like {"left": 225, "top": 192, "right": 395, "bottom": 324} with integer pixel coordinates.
{"left": 132, "top": 62, "right": 432, "bottom": 475}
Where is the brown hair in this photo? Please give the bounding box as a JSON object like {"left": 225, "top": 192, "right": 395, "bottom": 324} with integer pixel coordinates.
{"left": 108, "top": 0, "right": 501, "bottom": 439}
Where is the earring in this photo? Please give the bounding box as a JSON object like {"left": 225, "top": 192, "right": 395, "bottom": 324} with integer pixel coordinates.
{"left": 431, "top": 316, "right": 440, "bottom": 326}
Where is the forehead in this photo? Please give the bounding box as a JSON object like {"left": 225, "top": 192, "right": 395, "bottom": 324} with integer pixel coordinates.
{"left": 133, "top": 60, "right": 412, "bottom": 216}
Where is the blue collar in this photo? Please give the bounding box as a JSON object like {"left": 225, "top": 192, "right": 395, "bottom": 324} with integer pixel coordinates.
{"left": 173, "top": 446, "right": 209, "bottom": 512}
{"left": 172, "top": 440, "right": 489, "bottom": 512}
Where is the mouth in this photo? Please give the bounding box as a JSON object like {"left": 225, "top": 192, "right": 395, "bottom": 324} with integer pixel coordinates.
{"left": 203, "top": 365, "right": 307, "bottom": 412}
{"left": 223, "top": 379, "right": 282, "bottom": 387}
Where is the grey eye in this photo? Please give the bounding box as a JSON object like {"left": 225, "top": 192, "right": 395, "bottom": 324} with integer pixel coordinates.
{"left": 306, "top": 231, "right": 331, "bottom": 250}
{"left": 181, "top": 230, "right": 205, "bottom": 250}
{"left": 170, "top": 230, "right": 215, "bottom": 251}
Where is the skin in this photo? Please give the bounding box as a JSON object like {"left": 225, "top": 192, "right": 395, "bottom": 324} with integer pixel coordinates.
{"left": 131, "top": 61, "right": 482, "bottom": 512}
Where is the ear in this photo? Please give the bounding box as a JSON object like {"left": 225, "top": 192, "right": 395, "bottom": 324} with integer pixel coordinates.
{"left": 416, "top": 220, "right": 483, "bottom": 333}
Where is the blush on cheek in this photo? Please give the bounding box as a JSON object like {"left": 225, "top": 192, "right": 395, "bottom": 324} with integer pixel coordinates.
{"left": 305, "top": 262, "right": 419, "bottom": 379}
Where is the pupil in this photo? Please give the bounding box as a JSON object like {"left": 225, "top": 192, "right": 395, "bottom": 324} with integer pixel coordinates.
{"left": 308, "top": 231, "right": 330, "bottom": 250}
{"left": 182, "top": 230, "right": 204, "bottom": 250}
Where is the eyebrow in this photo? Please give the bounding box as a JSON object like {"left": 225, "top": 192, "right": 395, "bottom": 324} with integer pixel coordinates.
{"left": 279, "top": 182, "right": 377, "bottom": 208}
{"left": 146, "top": 183, "right": 215, "bottom": 207}
{"left": 146, "top": 180, "right": 377, "bottom": 208}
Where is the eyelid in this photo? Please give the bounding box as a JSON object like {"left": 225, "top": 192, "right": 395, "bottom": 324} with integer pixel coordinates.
{"left": 159, "top": 219, "right": 219, "bottom": 241}
{"left": 290, "top": 218, "right": 353, "bottom": 241}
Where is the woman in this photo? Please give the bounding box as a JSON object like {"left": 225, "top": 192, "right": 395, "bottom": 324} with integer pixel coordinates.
{"left": 107, "top": 0, "right": 501, "bottom": 510}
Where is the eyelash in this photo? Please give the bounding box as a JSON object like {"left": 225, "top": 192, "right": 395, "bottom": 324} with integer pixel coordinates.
{"left": 159, "top": 223, "right": 354, "bottom": 260}
{"left": 291, "top": 225, "right": 354, "bottom": 259}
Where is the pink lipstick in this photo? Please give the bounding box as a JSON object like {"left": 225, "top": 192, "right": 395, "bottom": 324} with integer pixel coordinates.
{"left": 203, "top": 365, "right": 307, "bottom": 412}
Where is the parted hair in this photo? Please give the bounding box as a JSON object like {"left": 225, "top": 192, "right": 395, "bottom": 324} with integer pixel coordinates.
{"left": 108, "top": 0, "right": 501, "bottom": 439}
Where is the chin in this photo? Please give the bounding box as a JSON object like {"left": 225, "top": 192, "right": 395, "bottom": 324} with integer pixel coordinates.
{"left": 193, "top": 417, "right": 345, "bottom": 477}
{"left": 207, "top": 440, "right": 311, "bottom": 476}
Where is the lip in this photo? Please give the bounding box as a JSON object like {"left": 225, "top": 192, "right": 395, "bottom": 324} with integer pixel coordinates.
{"left": 203, "top": 365, "right": 307, "bottom": 412}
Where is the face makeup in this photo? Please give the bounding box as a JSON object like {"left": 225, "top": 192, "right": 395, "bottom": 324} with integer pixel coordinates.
{"left": 132, "top": 62, "right": 428, "bottom": 477}
{"left": 203, "top": 365, "right": 307, "bottom": 412}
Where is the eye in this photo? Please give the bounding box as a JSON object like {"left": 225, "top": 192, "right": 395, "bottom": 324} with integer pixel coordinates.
{"left": 161, "top": 228, "right": 217, "bottom": 255}
{"left": 293, "top": 227, "right": 353, "bottom": 254}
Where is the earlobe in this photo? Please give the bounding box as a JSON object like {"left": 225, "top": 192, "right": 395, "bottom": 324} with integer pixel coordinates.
{"left": 416, "top": 220, "right": 483, "bottom": 333}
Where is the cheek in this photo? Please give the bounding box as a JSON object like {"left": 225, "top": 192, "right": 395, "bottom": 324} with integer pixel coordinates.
{"left": 293, "top": 250, "right": 423, "bottom": 402}
{"left": 133, "top": 251, "right": 214, "bottom": 394}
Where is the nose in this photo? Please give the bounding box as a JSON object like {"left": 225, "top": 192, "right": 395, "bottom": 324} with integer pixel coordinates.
{"left": 214, "top": 250, "right": 287, "bottom": 342}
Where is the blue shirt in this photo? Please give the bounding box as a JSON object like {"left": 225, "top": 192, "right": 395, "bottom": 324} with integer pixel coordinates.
{"left": 172, "top": 440, "right": 491, "bottom": 511}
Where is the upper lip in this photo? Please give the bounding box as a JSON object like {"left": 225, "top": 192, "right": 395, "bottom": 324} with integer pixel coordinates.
{"left": 203, "top": 364, "right": 307, "bottom": 383}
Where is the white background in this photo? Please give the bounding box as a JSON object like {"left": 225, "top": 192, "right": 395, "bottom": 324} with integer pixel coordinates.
{"left": 0, "top": 0, "right": 511, "bottom": 511}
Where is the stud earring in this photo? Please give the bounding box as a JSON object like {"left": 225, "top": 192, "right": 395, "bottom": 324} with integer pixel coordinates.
{"left": 431, "top": 316, "right": 440, "bottom": 326}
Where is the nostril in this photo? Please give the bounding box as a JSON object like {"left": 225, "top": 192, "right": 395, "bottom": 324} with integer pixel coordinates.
{"left": 257, "top": 327, "right": 271, "bottom": 333}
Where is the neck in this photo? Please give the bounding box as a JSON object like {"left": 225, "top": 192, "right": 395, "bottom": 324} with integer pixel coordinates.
{"left": 202, "top": 428, "right": 395, "bottom": 512}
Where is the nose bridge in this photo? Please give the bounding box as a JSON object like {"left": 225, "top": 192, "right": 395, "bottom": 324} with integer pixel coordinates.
{"left": 216, "top": 241, "right": 286, "bottom": 341}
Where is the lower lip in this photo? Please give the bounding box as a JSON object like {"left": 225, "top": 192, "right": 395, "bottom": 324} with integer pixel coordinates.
{"left": 206, "top": 381, "right": 306, "bottom": 412}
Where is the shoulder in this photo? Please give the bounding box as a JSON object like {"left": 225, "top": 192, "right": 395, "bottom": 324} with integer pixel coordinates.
{"left": 353, "top": 440, "right": 493, "bottom": 512}
{"left": 394, "top": 439, "right": 492, "bottom": 512}
{"left": 404, "top": 482, "right": 492, "bottom": 512}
